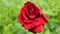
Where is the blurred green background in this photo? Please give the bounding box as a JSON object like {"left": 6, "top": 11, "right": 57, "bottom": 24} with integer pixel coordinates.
{"left": 0, "top": 0, "right": 60, "bottom": 34}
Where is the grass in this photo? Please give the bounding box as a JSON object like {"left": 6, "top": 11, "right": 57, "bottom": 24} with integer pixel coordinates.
{"left": 0, "top": 0, "right": 60, "bottom": 34}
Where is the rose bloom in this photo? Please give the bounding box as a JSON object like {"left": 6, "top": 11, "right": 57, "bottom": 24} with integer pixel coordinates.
{"left": 18, "top": 2, "right": 48, "bottom": 34}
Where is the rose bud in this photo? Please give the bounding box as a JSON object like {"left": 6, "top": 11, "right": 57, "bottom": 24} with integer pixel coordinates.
{"left": 18, "top": 1, "right": 48, "bottom": 34}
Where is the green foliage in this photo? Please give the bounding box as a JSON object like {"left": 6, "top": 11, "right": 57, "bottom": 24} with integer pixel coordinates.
{"left": 0, "top": 0, "right": 60, "bottom": 34}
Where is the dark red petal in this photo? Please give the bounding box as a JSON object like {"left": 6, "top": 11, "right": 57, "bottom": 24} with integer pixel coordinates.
{"left": 40, "top": 17, "right": 47, "bottom": 25}
{"left": 24, "top": 22, "right": 36, "bottom": 29}
{"left": 18, "top": 14, "right": 24, "bottom": 25}
{"left": 40, "top": 11, "right": 48, "bottom": 24}
{"left": 18, "top": 7, "right": 26, "bottom": 25}
{"left": 34, "top": 25, "right": 44, "bottom": 32}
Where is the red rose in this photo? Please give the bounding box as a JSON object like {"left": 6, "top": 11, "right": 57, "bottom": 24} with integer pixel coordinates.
{"left": 18, "top": 2, "right": 48, "bottom": 34}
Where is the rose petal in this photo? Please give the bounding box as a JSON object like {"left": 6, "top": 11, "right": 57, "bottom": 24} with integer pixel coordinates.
{"left": 34, "top": 25, "right": 44, "bottom": 32}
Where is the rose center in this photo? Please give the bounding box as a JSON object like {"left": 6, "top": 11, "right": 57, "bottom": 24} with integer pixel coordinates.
{"left": 27, "top": 5, "right": 35, "bottom": 15}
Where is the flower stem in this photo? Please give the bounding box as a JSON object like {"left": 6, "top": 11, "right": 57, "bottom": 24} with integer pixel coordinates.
{"left": 33, "top": 33, "right": 37, "bottom": 34}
